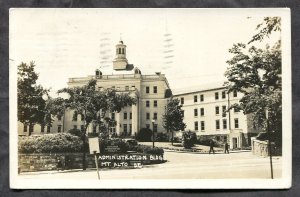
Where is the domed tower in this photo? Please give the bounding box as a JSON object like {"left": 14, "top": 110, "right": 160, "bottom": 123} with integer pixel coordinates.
{"left": 113, "top": 40, "right": 128, "bottom": 70}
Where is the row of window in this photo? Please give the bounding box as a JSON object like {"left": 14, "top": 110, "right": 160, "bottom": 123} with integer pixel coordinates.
{"left": 117, "top": 47, "right": 126, "bottom": 55}
{"left": 180, "top": 90, "right": 238, "bottom": 105}
{"left": 98, "top": 85, "right": 136, "bottom": 91}
{"left": 146, "top": 86, "right": 158, "bottom": 94}
{"left": 146, "top": 100, "right": 158, "bottom": 107}
{"left": 194, "top": 118, "right": 239, "bottom": 131}
{"left": 23, "top": 125, "right": 61, "bottom": 133}
{"left": 193, "top": 106, "right": 240, "bottom": 117}
{"left": 123, "top": 112, "right": 132, "bottom": 120}
{"left": 146, "top": 112, "right": 158, "bottom": 120}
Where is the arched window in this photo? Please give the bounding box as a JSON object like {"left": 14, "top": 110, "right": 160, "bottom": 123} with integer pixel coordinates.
{"left": 122, "top": 48, "right": 124, "bottom": 54}
{"left": 119, "top": 48, "right": 121, "bottom": 54}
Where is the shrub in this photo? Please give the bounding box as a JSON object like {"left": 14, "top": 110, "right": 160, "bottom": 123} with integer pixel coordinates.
{"left": 156, "top": 133, "right": 169, "bottom": 142}
{"left": 182, "top": 131, "right": 197, "bottom": 149}
{"left": 136, "top": 145, "right": 164, "bottom": 155}
{"left": 18, "top": 133, "right": 83, "bottom": 153}
{"left": 136, "top": 128, "right": 152, "bottom": 142}
{"left": 67, "top": 128, "right": 83, "bottom": 138}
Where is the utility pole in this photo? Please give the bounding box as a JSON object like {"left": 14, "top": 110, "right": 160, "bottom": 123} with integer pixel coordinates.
{"left": 266, "top": 108, "right": 274, "bottom": 179}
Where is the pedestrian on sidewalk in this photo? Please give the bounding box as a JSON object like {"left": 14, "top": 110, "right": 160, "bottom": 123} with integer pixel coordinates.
{"left": 224, "top": 142, "right": 230, "bottom": 154}
{"left": 57, "top": 158, "right": 63, "bottom": 171}
{"left": 209, "top": 140, "right": 215, "bottom": 154}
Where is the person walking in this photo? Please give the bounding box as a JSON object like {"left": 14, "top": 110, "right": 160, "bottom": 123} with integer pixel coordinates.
{"left": 224, "top": 142, "right": 230, "bottom": 154}
{"left": 209, "top": 140, "right": 215, "bottom": 154}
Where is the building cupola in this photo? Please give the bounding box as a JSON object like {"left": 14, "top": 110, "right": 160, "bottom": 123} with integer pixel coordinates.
{"left": 113, "top": 39, "right": 128, "bottom": 70}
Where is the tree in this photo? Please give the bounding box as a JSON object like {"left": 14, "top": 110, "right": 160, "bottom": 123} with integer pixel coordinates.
{"left": 17, "top": 62, "right": 48, "bottom": 136}
{"left": 225, "top": 17, "right": 282, "bottom": 146}
{"left": 162, "top": 98, "right": 186, "bottom": 145}
{"left": 47, "top": 79, "right": 136, "bottom": 170}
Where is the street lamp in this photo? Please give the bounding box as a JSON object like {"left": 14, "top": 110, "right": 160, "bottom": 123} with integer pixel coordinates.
{"left": 152, "top": 119, "right": 156, "bottom": 148}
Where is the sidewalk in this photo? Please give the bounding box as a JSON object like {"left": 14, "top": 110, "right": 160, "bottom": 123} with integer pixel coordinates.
{"left": 139, "top": 142, "right": 242, "bottom": 153}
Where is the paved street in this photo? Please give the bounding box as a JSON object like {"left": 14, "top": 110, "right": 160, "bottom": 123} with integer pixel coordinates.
{"left": 20, "top": 151, "right": 281, "bottom": 179}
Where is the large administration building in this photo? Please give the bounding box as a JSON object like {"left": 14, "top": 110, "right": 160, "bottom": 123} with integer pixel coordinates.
{"left": 18, "top": 40, "right": 259, "bottom": 149}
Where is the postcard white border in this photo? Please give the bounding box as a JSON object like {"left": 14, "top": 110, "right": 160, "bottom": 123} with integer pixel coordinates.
{"left": 9, "top": 8, "right": 291, "bottom": 189}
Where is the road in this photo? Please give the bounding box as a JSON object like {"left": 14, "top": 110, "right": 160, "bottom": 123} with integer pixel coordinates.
{"left": 20, "top": 151, "right": 281, "bottom": 179}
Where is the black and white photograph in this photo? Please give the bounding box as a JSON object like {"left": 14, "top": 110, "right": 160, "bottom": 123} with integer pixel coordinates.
{"left": 9, "top": 8, "right": 291, "bottom": 189}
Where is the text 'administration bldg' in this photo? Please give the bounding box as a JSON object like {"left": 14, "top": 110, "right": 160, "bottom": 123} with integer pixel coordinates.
{"left": 18, "top": 40, "right": 259, "bottom": 149}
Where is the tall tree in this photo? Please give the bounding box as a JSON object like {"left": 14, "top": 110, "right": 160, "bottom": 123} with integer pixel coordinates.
{"left": 162, "top": 98, "right": 186, "bottom": 145}
{"left": 47, "top": 79, "right": 136, "bottom": 170}
{"left": 17, "top": 62, "right": 48, "bottom": 136}
{"left": 225, "top": 17, "right": 282, "bottom": 146}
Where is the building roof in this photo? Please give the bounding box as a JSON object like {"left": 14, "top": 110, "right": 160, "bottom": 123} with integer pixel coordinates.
{"left": 173, "top": 81, "right": 227, "bottom": 96}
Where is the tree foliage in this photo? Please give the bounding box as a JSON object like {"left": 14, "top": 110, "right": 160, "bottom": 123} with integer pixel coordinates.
{"left": 225, "top": 17, "right": 282, "bottom": 144}
{"left": 52, "top": 79, "right": 136, "bottom": 134}
{"left": 17, "top": 62, "right": 48, "bottom": 135}
{"left": 162, "top": 98, "right": 186, "bottom": 144}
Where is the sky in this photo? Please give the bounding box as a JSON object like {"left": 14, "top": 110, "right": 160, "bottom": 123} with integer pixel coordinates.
{"left": 9, "top": 8, "right": 281, "bottom": 95}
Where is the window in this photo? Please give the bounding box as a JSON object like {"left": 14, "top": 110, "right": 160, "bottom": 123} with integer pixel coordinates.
{"left": 222, "top": 91, "right": 226, "bottom": 99}
{"left": 194, "top": 95, "right": 198, "bottom": 102}
{"left": 124, "top": 112, "right": 127, "bottom": 120}
{"left": 146, "top": 86, "right": 150, "bottom": 93}
{"left": 153, "top": 86, "right": 157, "bottom": 93}
{"left": 132, "top": 85, "right": 135, "bottom": 89}
{"left": 182, "top": 110, "right": 184, "bottom": 118}
{"left": 123, "top": 124, "right": 128, "bottom": 135}
{"left": 200, "top": 94, "right": 204, "bottom": 102}
{"left": 81, "top": 125, "right": 84, "bottom": 132}
{"left": 81, "top": 114, "right": 84, "bottom": 121}
{"left": 194, "top": 121, "right": 198, "bottom": 131}
{"left": 153, "top": 124, "right": 158, "bottom": 132}
{"left": 130, "top": 112, "right": 132, "bottom": 119}
{"left": 29, "top": 125, "right": 34, "bottom": 133}
{"left": 41, "top": 125, "right": 45, "bottom": 133}
{"left": 146, "top": 124, "right": 150, "bottom": 129}
{"left": 180, "top": 97, "right": 184, "bottom": 105}
{"left": 215, "top": 106, "right": 220, "bottom": 115}
{"left": 146, "top": 100, "right": 150, "bottom": 107}
{"left": 233, "top": 90, "right": 238, "bottom": 97}
{"left": 73, "top": 111, "right": 78, "bottom": 121}
{"left": 215, "top": 92, "right": 219, "bottom": 100}
{"left": 222, "top": 106, "right": 227, "bottom": 117}
{"left": 125, "top": 86, "right": 129, "bottom": 91}
{"left": 146, "top": 113, "right": 150, "bottom": 120}
{"left": 73, "top": 125, "right": 77, "bottom": 129}
{"left": 58, "top": 125, "right": 62, "bottom": 133}
{"left": 47, "top": 126, "right": 51, "bottom": 133}
{"left": 93, "top": 125, "right": 97, "bottom": 133}
{"left": 201, "top": 121, "right": 205, "bottom": 131}
{"left": 57, "top": 115, "right": 62, "bottom": 121}
{"left": 200, "top": 108, "right": 204, "bottom": 116}
{"left": 153, "top": 112, "right": 157, "bottom": 120}
{"left": 23, "top": 124, "right": 27, "bottom": 132}
{"left": 223, "top": 119, "right": 227, "bottom": 129}
{"left": 154, "top": 100, "right": 158, "bottom": 107}
{"left": 129, "top": 124, "right": 132, "bottom": 135}
{"left": 216, "top": 120, "right": 220, "bottom": 130}
{"left": 234, "top": 118, "right": 239, "bottom": 128}
{"left": 111, "top": 113, "right": 115, "bottom": 120}
{"left": 122, "top": 48, "right": 125, "bottom": 54}
{"left": 194, "top": 108, "right": 198, "bottom": 117}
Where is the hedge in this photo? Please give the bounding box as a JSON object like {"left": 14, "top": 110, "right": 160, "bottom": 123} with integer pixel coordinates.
{"left": 18, "top": 133, "right": 83, "bottom": 153}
